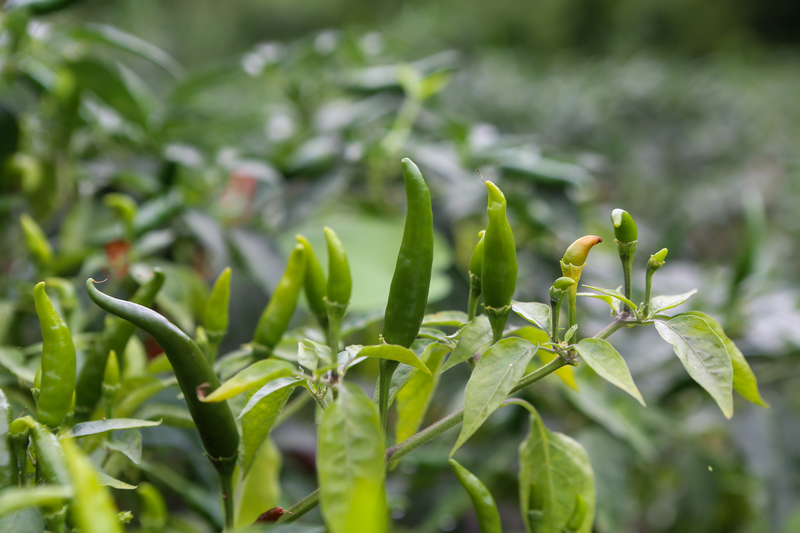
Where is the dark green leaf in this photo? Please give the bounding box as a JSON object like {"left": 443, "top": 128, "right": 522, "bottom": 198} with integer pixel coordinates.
{"left": 441, "top": 315, "right": 492, "bottom": 372}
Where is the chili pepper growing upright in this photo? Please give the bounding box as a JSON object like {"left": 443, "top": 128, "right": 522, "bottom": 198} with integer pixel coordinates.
{"left": 467, "top": 230, "right": 485, "bottom": 322}
{"left": 296, "top": 235, "right": 328, "bottom": 331}
{"left": 611, "top": 209, "right": 638, "bottom": 315}
{"left": 377, "top": 158, "right": 434, "bottom": 430}
{"left": 33, "top": 281, "right": 76, "bottom": 429}
{"left": 86, "top": 279, "right": 240, "bottom": 526}
{"left": 643, "top": 248, "right": 668, "bottom": 318}
{"left": 481, "top": 180, "right": 517, "bottom": 344}
{"left": 561, "top": 236, "right": 602, "bottom": 337}
{"left": 252, "top": 244, "right": 307, "bottom": 360}
{"left": 549, "top": 277, "right": 576, "bottom": 343}
{"left": 74, "top": 269, "right": 165, "bottom": 422}
{"left": 20, "top": 214, "right": 53, "bottom": 267}
{"left": 204, "top": 267, "right": 231, "bottom": 363}
{"left": 0, "top": 390, "right": 13, "bottom": 487}
{"left": 323, "top": 227, "right": 351, "bottom": 380}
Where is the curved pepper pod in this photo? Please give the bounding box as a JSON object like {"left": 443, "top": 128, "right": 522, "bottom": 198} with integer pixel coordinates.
{"left": 562, "top": 235, "right": 602, "bottom": 267}
{"left": 382, "top": 158, "right": 434, "bottom": 348}
{"left": 449, "top": 459, "right": 502, "bottom": 533}
{"left": 296, "top": 235, "right": 328, "bottom": 329}
{"left": 481, "top": 181, "right": 517, "bottom": 310}
{"left": 611, "top": 209, "right": 637, "bottom": 243}
{"left": 252, "top": 244, "right": 307, "bottom": 359}
{"left": 204, "top": 267, "right": 231, "bottom": 340}
{"left": 323, "top": 227, "right": 352, "bottom": 307}
{"left": 86, "top": 279, "right": 239, "bottom": 476}
{"left": 468, "top": 230, "right": 486, "bottom": 280}
{"left": 34, "top": 281, "right": 76, "bottom": 429}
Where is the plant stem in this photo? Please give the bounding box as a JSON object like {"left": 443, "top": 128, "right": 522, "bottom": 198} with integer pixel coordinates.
{"left": 377, "top": 359, "right": 400, "bottom": 433}
{"left": 220, "top": 471, "right": 234, "bottom": 530}
{"left": 594, "top": 315, "right": 628, "bottom": 340}
{"left": 642, "top": 269, "right": 655, "bottom": 318}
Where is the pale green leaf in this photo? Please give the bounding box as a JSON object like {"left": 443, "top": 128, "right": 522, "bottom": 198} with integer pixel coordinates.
{"left": 71, "top": 418, "right": 161, "bottom": 437}
{"left": 96, "top": 471, "right": 137, "bottom": 490}
{"left": 0, "top": 486, "right": 72, "bottom": 518}
{"left": 234, "top": 438, "right": 281, "bottom": 528}
{"left": 395, "top": 344, "right": 450, "bottom": 443}
{"left": 582, "top": 285, "right": 637, "bottom": 310}
{"left": 519, "top": 411, "right": 595, "bottom": 533}
{"left": 297, "top": 339, "right": 331, "bottom": 373}
{"left": 241, "top": 379, "right": 299, "bottom": 476}
{"left": 654, "top": 316, "right": 734, "bottom": 418}
{"left": 512, "top": 302, "right": 551, "bottom": 333}
{"left": 575, "top": 339, "right": 645, "bottom": 406}
{"left": 422, "top": 311, "right": 468, "bottom": 327}
{"left": 682, "top": 312, "right": 768, "bottom": 408}
{"left": 451, "top": 338, "right": 537, "bottom": 454}
{"left": 318, "top": 383, "right": 386, "bottom": 533}
{"left": 356, "top": 344, "right": 430, "bottom": 375}
{"left": 201, "top": 359, "right": 296, "bottom": 402}
{"left": 649, "top": 289, "right": 697, "bottom": 315}
{"left": 105, "top": 429, "right": 143, "bottom": 464}
{"left": 577, "top": 292, "right": 618, "bottom": 316}
{"left": 441, "top": 315, "right": 492, "bottom": 372}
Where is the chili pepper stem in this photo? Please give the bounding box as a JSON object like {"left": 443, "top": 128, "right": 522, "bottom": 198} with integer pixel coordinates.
{"left": 467, "top": 273, "right": 482, "bottom": 322}
{"left": 377, "top": 359, "right": 400, "bottom": 433}
{"left": 550, "top": 296, "right": 562, "bottom": 343}
{"left": 484, "top": 304, "right": 511, "bottom": 344}
{"left": 615, "top": 240, "right": 637, "bottom": 316}
{"left": 220, "top": 470, "right": 235, "bottom": 530}
{"left": 560, "top": 261, "right": 586, "bottom": 339}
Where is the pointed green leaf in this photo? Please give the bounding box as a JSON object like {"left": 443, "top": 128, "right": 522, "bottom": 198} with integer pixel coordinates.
{"left": 356, "top": 344, "right": 430, "bottom": 375}
{"left": 201, "top": 359, "right": 296, "bottom": 402}
{"left": 449, "top": 459, "right": 502, "bottom": 533}
{"left": 422, "top": 311, "right": 469, "bottom": 327}
{"left": 649, "top": 289, "right": 697, "bottom": 316}
{"left": 71, "top": 418, "right": 161, "bottom": 437}
{"left": 318, "top": 383, "right": 386, "bottom": 533}
{"left": 442, "top": 315, "right": 492, "bottom": 372}
{"left": 575, "top": 339, "right": 645, "bottom": 406}
{"left": 654, "top": 316, "right": 733, "bottom": 418}
{"left": 395, "top": 344, "right": 450, "bottom": 442}
{"left": 241, "top": 378, "right": 300, "bottom": 476}
{"left": 582, "top": 285, "right": 637, "bottom": 310}
{"left": 681, "top": 312, "right": 768, "bottom": 408}
{"left": 96, "top": 471, "right": 137, "bottom": 490}
{"left": 512, "top": 302, "right": 551, "bottom": 332}
{"left": 105, "top": 429, "right": 142, "bottom": 464}
{"left": 577, "top": 292, "right": 618, "bottom": 316}
{"left": 297, "top": 339, "right": 331, "bottom": 373}
{"left": 451, "top": 338, "right": 537, "bottom": 454}
{"left": 519, "top": 411, "right": 595, "bottom": 533}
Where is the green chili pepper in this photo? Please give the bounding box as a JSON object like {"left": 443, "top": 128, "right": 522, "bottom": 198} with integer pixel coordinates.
{"left": 20, "top": 214, "right": 53, "bottom": 266}
{"left": 0, "top": 389, "right": 15, "bottom": 487}
{"left": 560, "top": 236, "right": 602, "bottom": 337}
{"left": 296, "top": 235, "right": 328, "bottom": 330}
{"left": 377, "top": 158, "right": 434, "bottom": 430}
{"left": 611, "top": 209, "right": 637, "bottom": 314}
{"left": 323, "top": 227, "right": 351, "bottom": 306}
{"left": 611, "top": 209, "right": 637, "bottom": 243}
{"left": 449, "top": 459, "right": 502, "bottom": 533}
{"left": 467, "top": 230, "right": 485, "bottom": 322}
{"left": 481, "top": 181, "right": 517, "bottom": 343}
{"left": 86, "top": 278, "right": 240, "bottom": 525}
{"left": 549, "top": 277, "right": 575, "bottom": 343}
{"left": 61, "top": 437, "right": 123, "bottom": 533}
{"left": 643, "top": 248, "right": 668, "bottom": 318}
{"left": 204, "top": 267, "right": 231, "bottom": 363}
{"left": 252, "top": 244, "right": 307, "bottom": 360}
{"left": 34, "top": 281, "right": 76, "bottom": 429}
{"left": 74, "top": 269, "right": 165, "bottom": 422}
{"left": 102, "top": 350, "right": 120, "bottom": 419}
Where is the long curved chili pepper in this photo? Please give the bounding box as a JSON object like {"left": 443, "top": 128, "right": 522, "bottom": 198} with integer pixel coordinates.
{"left": 85, "top": 280, "right": 240, "bottom": 477}
{"left": 449, "top": 459, "right": 502, "bottom": 533}
{"left": 481, "top": 181, "right": 517, "bottom": 343}
{"left": 204, "top": 267, "right": 231, "bottom": 363}
{"left": 74, "top": 269, "right": 165, "bottom": 422}
{"left": 377, "top": 158, "right": 434, "bottom": 430}
{"left": 611, "top": 209, "right": 638, "bottom": 313}
{"left": 561, "top": 235, "right": 603, "bottom": 336}
{"left": 252, "top": 244, "right": 307, "bottom": 360}
{"left": 34, "top": 281, "right": 76, "bottom": 429}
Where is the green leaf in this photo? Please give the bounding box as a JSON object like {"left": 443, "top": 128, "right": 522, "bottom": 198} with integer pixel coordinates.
{"left": 422, "top": 311, "right": 468, "bottom": 327}
{"left": 451, "top": 338, "right": 537, "bottom": 454}
{"left": 201, "top": 359, "right": 296, "bottom": 402}
{"left": 519, "top": 411, "right": 596, "bottom": 533}
{"left": 649, "top": 289, "right": 697, "bottom": 316}
{"left": 576, "top": 292, "right": 618, "bottom": 316}
{"left": 134, "top": 403, "right": 195, "bottom": 429}
{"left": 0, "top": 347, "right": 36, "bottom": 384}
{"left": 96, "top": 470, "right": 137, "bottom": 490}
{"left": 512, "top": 302, "right": 551, "bottom": 333}
{"left": 441, "top": 315, "right": 492, "bottom": 372}
{"left": 66, "top": 58, "right": 150, "bottom": 128}
{"left": 318, "top": 383, "right": 386, "bottom": 533}
{"left": 71, "top": 418, "right": 161, "bottom": 437}
{"left": 681, "top": 312, "right": 768, "bottom": 408}
{"left": 297, "top": 339, "right": 331, "bottom": 373}
{"left": 582, "top": 285, "right": 637, "bottom": 310}
{"left": 234, "top": 438, "right": 281, "bottom": 528}
{"left": 104, "top": 429, "right": 143, "bottom": 464}
{"left": 395, "top": 344, "right": 450, "bottom": 443}
{"left": 654, "top": 316, "right": 734, "bottom": 418}
{"left": 356, "top": 344, "right": 430, "bottom": 375}
{"left": 574, "top": 339, "right": 645, "bottom": 406}
{"left": 241, "top": 379, "right": 299, "bottom": 476}
{"left": 0, "top": 486, "right": 72, "bottom": 518}
{"left": 564, "top": 324, "right": 578, "bottom": 344}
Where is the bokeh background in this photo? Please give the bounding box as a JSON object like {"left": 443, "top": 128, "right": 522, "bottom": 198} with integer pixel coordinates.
{"left": 1, "top": 0, "right": 800, "bottom": 532}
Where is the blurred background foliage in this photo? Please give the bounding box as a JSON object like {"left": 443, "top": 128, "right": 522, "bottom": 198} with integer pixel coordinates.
{"left": 0, "top": 0, "right": 799, "bottom": 532}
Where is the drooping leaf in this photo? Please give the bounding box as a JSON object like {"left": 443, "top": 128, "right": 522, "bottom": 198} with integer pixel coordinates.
{"left": 241, "top": 378, "right": 300, "bottom": 476}
{"left": 654, "top": 316, "right": 734, "bottom": 418}
{"left": 451, "top": 338, "right": 537, "bottom": 454}
{"left": 317, "top": 383, "right": 386, "bottom": 533}
{"left": 200, "top": 359, "right": 296, "bottom": 402}
{"left": 441, "top": 315, "right": 492, "bottom": 372}
{"left": 104, "top": 429, "right": 143, "bottom": 464}
{"left": 512, "top": 302, "right": 551, "bottom": 333}
{"left": 648, "top": 289, "right": 697, "bottom": 316}
{"left": 395, "top": 343, "right": 450, "bottom": 443}
{"left": 519, "top": 411, "right": 595, "bottom": 533}
{"left": 234, "top": 438, "right": 281, "bottom": 528}
{"left": 574, "top": 339, "right": 645, "bottom": 406}
{"left": 356, "top": 344, "right": 430, "bottom": 375}
{"left": 582, "top": 285, "right": 637, "bottom": 310}
{"left": 681, "top": 311, "right": 768, "bottom": 408}
{"left": 71, "top": 418, "right": 161, "bottom": 437}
